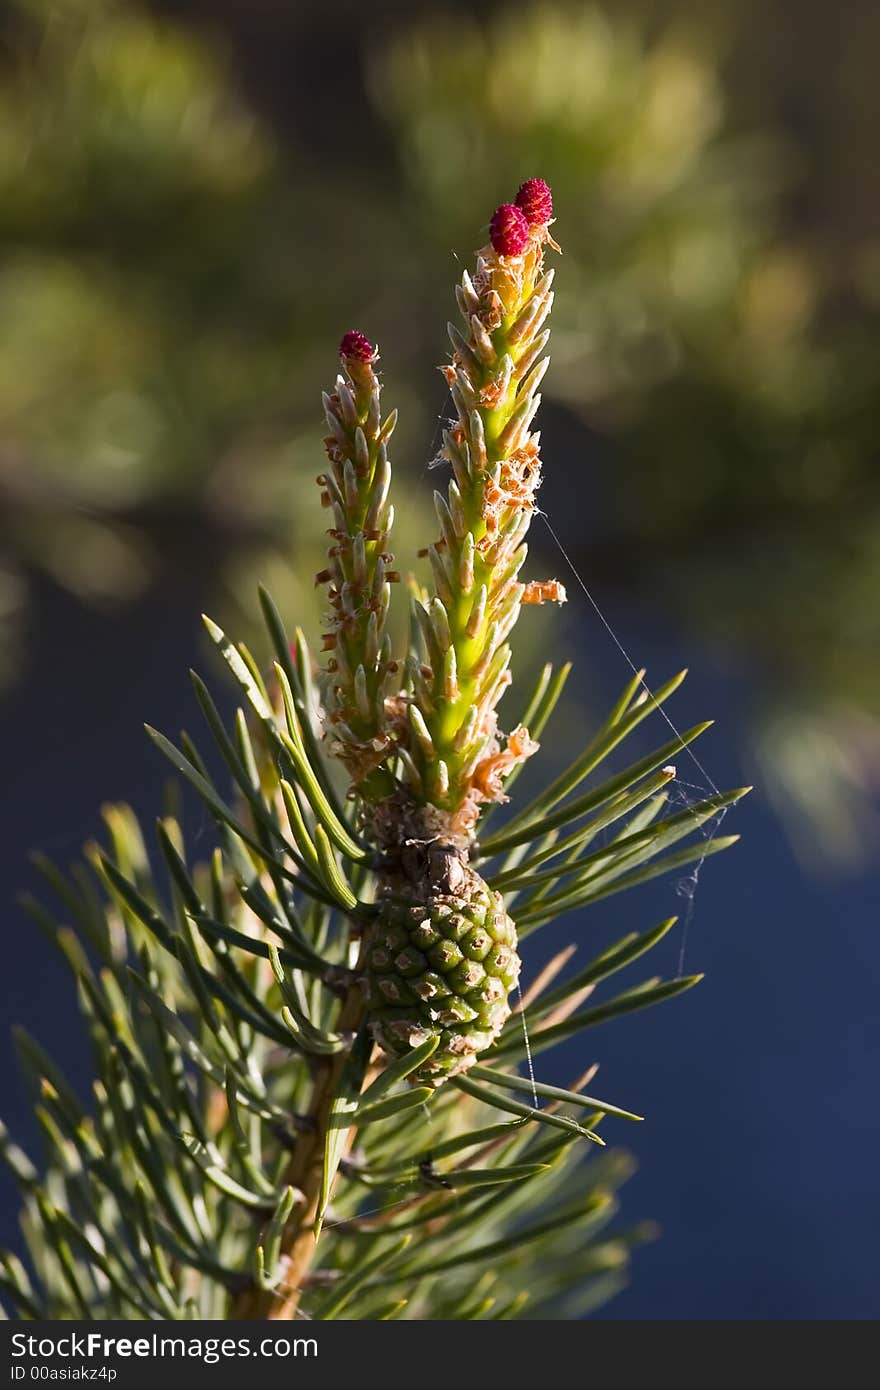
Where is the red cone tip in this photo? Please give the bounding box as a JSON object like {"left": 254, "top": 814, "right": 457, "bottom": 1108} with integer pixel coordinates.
{"left": 489, "top": 203, "right": 531, "bottom": 257}
{"left": 516, "top": 178, "right": 553, "bottom": 226}
{"left": 339, "top": 330, "right": 375, "bottom": 363}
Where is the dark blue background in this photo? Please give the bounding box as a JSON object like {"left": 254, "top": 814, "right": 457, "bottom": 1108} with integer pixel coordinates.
{"left": 1, "top": 568, "right": 877, "bottom": 1320}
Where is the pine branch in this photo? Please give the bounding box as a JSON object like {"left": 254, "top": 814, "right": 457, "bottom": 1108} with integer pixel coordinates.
{"left": 0, "top": 181, "right": 747, "bottom": 1322}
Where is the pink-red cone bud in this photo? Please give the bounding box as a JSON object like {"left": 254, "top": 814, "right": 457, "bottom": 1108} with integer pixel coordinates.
{"left": 339, "top": 330, "right": 375, "bottom": 363}
{"left": 489, "top": 203, "right": 530, "bottom": 257}
{"left": 516, "top": 178, "right": 553, "bottom": 227}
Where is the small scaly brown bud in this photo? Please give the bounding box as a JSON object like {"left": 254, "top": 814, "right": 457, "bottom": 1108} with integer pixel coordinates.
{"left": 522, "top": 579, "right": 567, "bottom": 605}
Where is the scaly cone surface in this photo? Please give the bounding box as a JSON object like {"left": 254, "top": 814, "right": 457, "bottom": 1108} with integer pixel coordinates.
{"left": 365, "top": 858, "right": 520, "bottom": 1082}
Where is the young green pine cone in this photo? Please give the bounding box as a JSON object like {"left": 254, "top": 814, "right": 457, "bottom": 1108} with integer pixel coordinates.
{"left": 366, "top": 855, "right": 520, "bottom": 1084}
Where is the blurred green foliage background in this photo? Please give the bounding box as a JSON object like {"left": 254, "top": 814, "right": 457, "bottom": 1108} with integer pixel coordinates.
{"left": 1, "top": 0, "right": 878, "bottom": 864}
